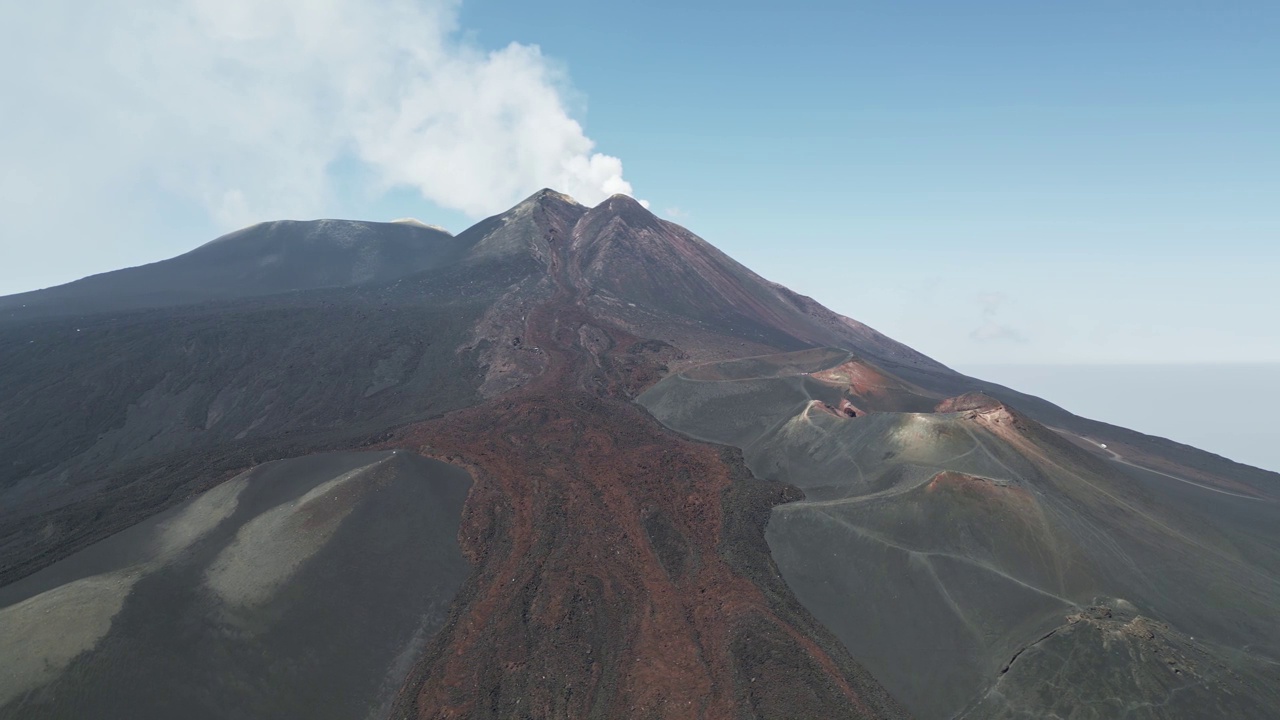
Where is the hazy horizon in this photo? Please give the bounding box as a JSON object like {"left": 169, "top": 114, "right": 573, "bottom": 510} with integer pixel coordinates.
{"left": 961, "top": 362, "right": 1280, "bottom": 474}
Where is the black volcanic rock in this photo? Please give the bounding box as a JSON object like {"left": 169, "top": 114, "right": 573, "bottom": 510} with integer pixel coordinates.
{"left": 0, "top": 450, "right": 472, "bottom": 720}
{"left": 587, "top": 193, "right": 665, "bottom": 231}
{"left": 458, "top": 188, "right": 587, "bottom": 264}
{"left": 1, "top": 189, "right": 1278, "bottom": 720}
{"left": 0, "top": 219, "right": 462, "bottom": 318}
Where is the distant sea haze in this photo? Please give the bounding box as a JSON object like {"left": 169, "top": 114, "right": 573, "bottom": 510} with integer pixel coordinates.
{"left": 960, "top": 364, "right": 1280, "bottom": 475}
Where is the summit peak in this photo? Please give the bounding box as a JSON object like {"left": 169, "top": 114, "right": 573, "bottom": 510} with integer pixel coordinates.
{"left": 599, "top": 193, "right": 649, "bottom": 210}
{"left": 585, "top": 193, "right": 658, "bottom": 228}
{"left": 522, "top": 188, "right": 583, "bottom": 207}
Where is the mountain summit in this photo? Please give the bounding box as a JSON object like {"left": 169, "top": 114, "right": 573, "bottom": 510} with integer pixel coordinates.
{"left": 1, "top": 191, "right": 1277, "bottom": 719}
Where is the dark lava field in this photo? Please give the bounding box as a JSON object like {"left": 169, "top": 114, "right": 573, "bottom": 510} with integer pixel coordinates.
{"left": 1, "top": 190, "right": 1277, "bottom": 719}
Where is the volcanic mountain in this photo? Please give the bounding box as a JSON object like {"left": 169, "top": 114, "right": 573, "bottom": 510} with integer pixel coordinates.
{"left": 1, "top": 190, "right": 1277, "bottom": 719}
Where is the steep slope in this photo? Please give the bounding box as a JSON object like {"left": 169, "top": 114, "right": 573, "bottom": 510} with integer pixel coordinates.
{"left": 0, "top": 238, "right": 545, "bottom": 586}
{"left": 567, "top": 194, "right": 942, "bottom": 369}
{"left": 0, "top": 451, "right": 471, "bottom": 719}
{"left": 384, "top": 194, "right": 911, "bottom": 719}
{"left": 1, "top": 189, "right": 1277, "bottom": 720}
{"left": 0, "top": 191, "right": 921, "bottom": 719}
{"left": 0, "top": 193, "right": 600, "bottom": 585}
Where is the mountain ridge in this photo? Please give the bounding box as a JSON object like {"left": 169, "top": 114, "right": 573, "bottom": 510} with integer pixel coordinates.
{"left": 1, "top": 188, "right": 1277, "bottom": 719}
{"left": 0, "top": 218, "right": 463, "bottom": 317}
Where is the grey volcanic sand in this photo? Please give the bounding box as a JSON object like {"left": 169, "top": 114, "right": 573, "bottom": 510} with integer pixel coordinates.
{"left": 640, "top": 349, "right": 1280, "bottom": 720}
{"left": 0, "top": 450, "right": 470, "bottom": 720}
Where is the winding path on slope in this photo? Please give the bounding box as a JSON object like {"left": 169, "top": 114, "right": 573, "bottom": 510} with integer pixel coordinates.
{"left": 384, "top": 216, "right": 910, "bottom": 720}
{"left": 1088, "top": 438, "right": 1269, "bottom": 502}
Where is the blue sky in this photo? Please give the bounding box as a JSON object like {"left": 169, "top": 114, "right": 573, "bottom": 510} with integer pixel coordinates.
{"left": 457, "top": 0, "right": 1280, "bottom": 366}
{"left": 2, "top": 0, "right": 1277, "bottom": 367}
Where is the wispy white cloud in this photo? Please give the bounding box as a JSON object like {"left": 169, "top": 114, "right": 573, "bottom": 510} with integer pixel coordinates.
{"left": 970, "top": 291, "right": 1028, "bottom": 343}
{"left": 976, "top": 291, "right": 1007, "bottom": 318}
{"left": 0, "top": 0, "right": 640, "bottom": 292}
{"left": 970, "top": 321, "right": 1028, "bottom": 343}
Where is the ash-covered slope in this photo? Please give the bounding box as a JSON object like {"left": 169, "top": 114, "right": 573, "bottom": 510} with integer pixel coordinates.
{"left": 0, "top": 252, "right": 525, "bottom": 586}
{"left": 0, "top": 451, "right": 471, "bottom": 720}
{"left": 640, "top": 350, "right": 1280, "bottom": 719}
{"left": 568, "top": 194, "right": 940, "bottom": 368}
{"left": 2, "top": 190, "right": 921, "bottom": 720}
{"left": 0, "top": 219, "right": 462, "bottom": 318}
{"left": 1, "top": 189, "right": 1277, "bottom": 720}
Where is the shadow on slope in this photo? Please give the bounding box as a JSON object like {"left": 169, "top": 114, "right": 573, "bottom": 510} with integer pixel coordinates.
{"left": 0, "top": 450, "right": 471, "bottom": 720}
{"left": 0, "top": 253, "right": 544, "bottom": 586}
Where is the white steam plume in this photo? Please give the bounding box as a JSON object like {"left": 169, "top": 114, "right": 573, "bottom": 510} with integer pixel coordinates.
{"left": 0, "top": 0, "right": 641, "bottom": 292}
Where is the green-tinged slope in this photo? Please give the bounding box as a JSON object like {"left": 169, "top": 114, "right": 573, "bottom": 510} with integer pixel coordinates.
{"left": 640, "top": 348, "right": 1280, "bottom": 719}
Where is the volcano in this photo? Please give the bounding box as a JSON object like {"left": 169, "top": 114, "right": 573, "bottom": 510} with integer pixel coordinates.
{"left": 1, "top": 190, "right": 1277, "bottom": 719}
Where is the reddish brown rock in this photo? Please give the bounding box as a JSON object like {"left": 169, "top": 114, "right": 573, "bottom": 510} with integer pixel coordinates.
{"left": 383, "top": 197, "right": 910, "bottom": 720}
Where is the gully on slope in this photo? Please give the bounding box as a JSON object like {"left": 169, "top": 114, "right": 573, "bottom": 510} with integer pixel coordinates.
{"left": 384, "top": 231, "right": 910, "bottom": 720}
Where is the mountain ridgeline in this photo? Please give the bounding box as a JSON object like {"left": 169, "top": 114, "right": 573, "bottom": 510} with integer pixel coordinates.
{"left": 1, "top": 190, "right": 1276, "bottom": 719}
{"left": 0, "top": 218, "right": 463, "bottom": 316}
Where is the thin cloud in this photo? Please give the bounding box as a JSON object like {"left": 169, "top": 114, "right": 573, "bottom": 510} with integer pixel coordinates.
{"left": 976, "top": 291, "right": 1007, "bottom": 317}
{"left": 0, "top": 0, "right": 641, "bottom": 292}
{"left": 970, "top": 321, "right": 1028, "bottom": 343}
{"left": 970, "top": 292, "right": 1027, "bottom": 343}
